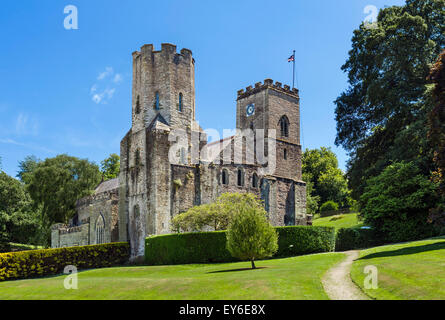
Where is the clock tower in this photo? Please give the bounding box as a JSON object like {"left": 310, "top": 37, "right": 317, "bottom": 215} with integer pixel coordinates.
{"left": 235, "top": 79, "right": 302, "bottom": 181}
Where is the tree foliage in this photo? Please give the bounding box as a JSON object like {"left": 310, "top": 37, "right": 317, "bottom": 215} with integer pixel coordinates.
{"left": 335, "top": 0, "right": 445, "bottom": 199}
{"left": 320, "top": 201, "right": 339, "bottom": 213}
{"left": 304, "top": 179, "right": 320, "bottom": 215}
{"left": 427, "top": 50, "right": 445, "bottom": 226}
{"left": 27, "top": 154, "right": 102, "bottom": 224}
{"left": 172, "top": 193, "right": 264, "bottom": 233}
{"left": 100, "top": 153, "right": 120, "bottom": 181}
{"left": 428, "top": 50, "right": 445, "bottom": 191}
{"left": 0, "top": 171, "right": 43, "bottom": 247}
{"left": 360, "top": 162, "right": 440, "bottom": 242}
{"left": 302, "top": 148, "right": 351, "bottom": 210}
{"left": 226, "top": 206, "right": 278, "bottom": 269}
{"left": 16, "top": 155, "right": 40, "bottom": 185}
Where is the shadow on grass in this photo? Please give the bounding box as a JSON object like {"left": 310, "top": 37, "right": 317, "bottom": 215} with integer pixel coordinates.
{"left": 358, "top": 241, "right": 445, "bottom": 260}
{"left": 207, "top": 267, "right": 268, "bottom": 274}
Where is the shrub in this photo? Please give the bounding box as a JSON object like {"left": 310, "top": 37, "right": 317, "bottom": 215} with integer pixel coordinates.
{"left": 172, "top": 193, "right": 264, "bottom": 233}
{"left": 275, "top": 226, "right": 336, "bottom": 257}
{"left": 145, "top": 231, "right": 235, "bottom": 265}
{"left": 320, "top": 201, "right": 339, "bottom": 213}
{"left": 226, "top": 207, "right": 278, "bottom": 269}
{"left": 360, "top": 162, "right": 439, "bottom": 243}
{"left": 145, "top": 226, "right": 336, "bottom": 265}
{"left": 335, "top": 227, "right": 382, "bottom": 251}
{"left": 0, "top": 242, "right": 129, "bottom": 282}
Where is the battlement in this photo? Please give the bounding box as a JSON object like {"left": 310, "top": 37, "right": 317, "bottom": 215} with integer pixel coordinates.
{"left": 132, "top": 43, "right": 194, "bottom": 63}
{"left": 237, "top": 79, "right": 299, "bottom": 100}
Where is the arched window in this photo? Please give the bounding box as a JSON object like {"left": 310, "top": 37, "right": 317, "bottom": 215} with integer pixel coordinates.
{"left": 155, "top": 92, "right": 160, "bottom": 110}
{"left": 252, "top": 173, "right": 259, "bottom": 188}
{"left": 95, "top": 214, "right": 105, "bottom": 245}
{"left": 178, "top": 93, "right": 183, "bottom": 112}
{"left": 221, "top": 169, "right": 229, "bottom": 185}
{"left": 134, "top": 205, "right": 140, "bottom": 219}
{"left": 284, "top": 149, "right": 288, "bottom": 160}
{"left": 237, "top": 168, "right": 244, "bottom": 187}
{"left": 135, "top": 149, "right": 140, "bottom": 167}
{"left": 135, "top": 95, "right": 141, "bottom": 114}
{"left": 279, "top": 116, "right": 289, "bottom": 138}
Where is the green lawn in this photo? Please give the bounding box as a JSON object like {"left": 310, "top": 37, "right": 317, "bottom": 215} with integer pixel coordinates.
{"left": 351, "top": 237, "right": 445, "bottom": 300}
{"left": 9, "top": 243, "right": 44, "bottom": 252}
{"left": 0, "top": 253, "right": 345, "bottom": 300}
{"left": 312, "top": 213, "right": 363, "bottom": 230}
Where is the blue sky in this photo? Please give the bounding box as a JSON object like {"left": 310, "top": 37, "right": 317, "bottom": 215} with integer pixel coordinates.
{"left": 0, "top": 0, "right": 406, "bottom": 177}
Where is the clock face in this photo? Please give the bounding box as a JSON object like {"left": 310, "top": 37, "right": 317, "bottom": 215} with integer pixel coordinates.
{"left": 246, "top": 104, "right": 255, "bottom": 117}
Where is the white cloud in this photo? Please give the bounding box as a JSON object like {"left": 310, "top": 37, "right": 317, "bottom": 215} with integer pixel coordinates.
{"left": 105, "top": 88, "right": 115, "bottom": 99}
{"left": 91, "top": 67, "right": 123, "bottom": 104}
{"left": 113, "top": 74, "right": 123, "bottom": 84}
{"left": 97, "top": 67, "right": 114, "bottom": 80}
{"left": 91, "top": 88, "right": 116, "bottom": 104}
{"left": 92, "top": 93, "right": 103, "bottom": 104}
{"left": 0, "top": 138, "right": 56, "bottom": 153}
{"left": 15, "top": 113, "right": 38, "bottom": 136}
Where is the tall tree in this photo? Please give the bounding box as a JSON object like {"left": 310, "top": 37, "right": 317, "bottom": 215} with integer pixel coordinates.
{"left": 100, "top": 153, "right": 120, "bottom": 181}
{"left": 335, "top": 0, "right": 445, "bottom": 199}
{"left": 428, "top": 50, "right": 445, "bottom": 192}
{"left": 302, "top": 148, "right": 350, "bottom": 209}
{"left": 427, "top": 50, "right": 445, "bottom": 227}
{"left": 0, "top": 171, "right": 42, "bottom": 246}
{"left": 360, "top": 162, "right": 439, "bottom": 242}
{"left": 27, "top": 154, "right": 102, "bottom": 224}
{"left": 17, "top": 155, "right": 40, "bottom": 185}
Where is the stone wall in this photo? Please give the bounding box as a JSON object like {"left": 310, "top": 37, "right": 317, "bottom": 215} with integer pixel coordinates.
{"left": 132, "top": 44, "right": 196, "bottom": 135}
{"left": 236, "top": 79, "right": 303, "bottom": 181}
{"left": 76, "top": 188, "right": 119, "bottom": 244}
{"left": 171, "top": 164, "right": 197, "bottom": 217}
{"left": 51, "top": 222, "right": 90, "bottom": 248}
{"left": 51, "top": 181, "right": 120, "bottom": 249}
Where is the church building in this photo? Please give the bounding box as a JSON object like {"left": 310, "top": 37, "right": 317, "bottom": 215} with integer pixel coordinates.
{"left": 51, "top": 44, "right": 309, "bottom": 260}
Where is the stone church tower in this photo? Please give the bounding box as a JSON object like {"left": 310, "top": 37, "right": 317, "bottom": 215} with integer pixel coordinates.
{"left": 51, "top": 43, "right": 308, "bottom": 259}
{"left": 118, "top": 44, "right": 204, "bottom": 260}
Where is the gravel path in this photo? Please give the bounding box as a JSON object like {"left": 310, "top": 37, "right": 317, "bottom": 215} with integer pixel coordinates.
{"left": 322, "top": 250, "right": 370, "bottom": 300}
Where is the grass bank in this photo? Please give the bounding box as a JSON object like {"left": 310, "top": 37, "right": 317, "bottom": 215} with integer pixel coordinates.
{"left": 351, "top": 237, "right": 445, "bottom": 300}
{"left": 0, "top": 253, "right": 345, "bottom": 300}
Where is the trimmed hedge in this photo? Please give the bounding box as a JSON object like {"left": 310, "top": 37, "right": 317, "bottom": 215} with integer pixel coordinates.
{"left": 335, "top": 226, "right": 445, "bottom": 251}
{"left": 335, "top": 228, "right": 382, "bottom": 251}
{"left": 145, "top": 231, "right": 236, "bottom": 265}
{"left": 0, "top": 242, "right": 130, "bottom": 282}
{"left": 145, "top": 226, "right": 336, "bottom": 265}
{"left": 275, "top": 226, "right": 336, "bottom": 257}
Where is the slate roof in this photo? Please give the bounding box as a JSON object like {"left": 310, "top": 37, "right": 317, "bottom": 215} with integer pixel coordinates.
{"left": 147, "top": 113, "right": 170, "bottom": 131}
{"left": 94, "top": 178, "right": 119, "bottom": 194}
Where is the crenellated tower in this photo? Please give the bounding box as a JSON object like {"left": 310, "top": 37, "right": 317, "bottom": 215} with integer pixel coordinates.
{"left": 131, "top": 43, "right": 197, "bottom": 133}
{"left": 236, "top": 79, "right": 302, "bottom": 181}
{"left": 120, "top": 44, "right": 202, "bottom": 262}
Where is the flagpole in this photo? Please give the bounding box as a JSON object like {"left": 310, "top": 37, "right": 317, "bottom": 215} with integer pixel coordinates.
{"left": 292, "top": 50, "right": 296, "bottom": 89}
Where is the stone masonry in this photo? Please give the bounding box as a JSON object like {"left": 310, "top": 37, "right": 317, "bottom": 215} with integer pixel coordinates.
{"left": 51, "top": 44, "right": 308, "bottom": 261}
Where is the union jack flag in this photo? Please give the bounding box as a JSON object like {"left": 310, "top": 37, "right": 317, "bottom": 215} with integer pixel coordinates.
{"left": 288, "top": 54, "right": 295, "bottom": 62}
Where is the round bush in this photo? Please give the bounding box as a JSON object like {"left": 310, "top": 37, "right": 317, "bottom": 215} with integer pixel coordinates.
{"left": 226, "top": 207, "right": 278, "bottom": 269}
{"left": 320, "top": 201, "right": 339, "bottom": 213}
